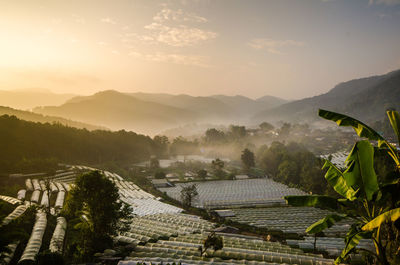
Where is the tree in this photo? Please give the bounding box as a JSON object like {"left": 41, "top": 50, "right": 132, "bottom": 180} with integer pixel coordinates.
{"left": 279, "top": 122, "right": 291, "bottom": 137}
{"left": 154, "top": 171, "right": 166, "bottom": 179}
{"left": 229, "top": 125, "right": 246, "bottom": 139}
{"left": 63, "top": 171, "right": 131, "bottom": 261}
{"left": 259, "top": 122, "right": 274, "bottom": 132}
{"left": 197, "top": 169, "right": 208, "bottom": 180}
{"left": 180, "top": 184, "right": 198, "bottom": 208}
{"left": 205, "top": 128, "right": 226, "bottom": 143}
{"left": 211, "top": 158, "right": 225, "bottom": 178}
{"left": 285, "top": 109, "right": 400, "bottom": 265}
{"left": 149, "top": 156, "right": 160, "bottom": 169}
{"left": 241, "top": 148, "right": 255, "bottom": 171}
{"left": 153, "top": 135, "right": 169, "bottom": 157}
{"left": 198, "top": 232, "right": 224, "bottom": 256}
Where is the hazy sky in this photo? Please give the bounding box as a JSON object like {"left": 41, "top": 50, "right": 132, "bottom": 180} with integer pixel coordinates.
{"left": 0, "top": 0, "right": 399, "bottom": 99}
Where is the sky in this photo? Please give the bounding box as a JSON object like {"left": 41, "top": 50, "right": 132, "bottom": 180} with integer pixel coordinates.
{"left": 0, "top": 0, "right": 399, "bottom": 99}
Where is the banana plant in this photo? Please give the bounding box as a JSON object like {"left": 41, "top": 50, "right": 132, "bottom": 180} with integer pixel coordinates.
{"left": 285, "top": 109, "right": 400, "bottom": 265}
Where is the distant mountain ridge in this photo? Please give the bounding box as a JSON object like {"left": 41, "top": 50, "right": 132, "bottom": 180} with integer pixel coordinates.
{"left": 0, "top": 106, "right": 107, "bottom": 131}
{"left": 0, "top": 89, "right": 76, "bottom": 110}
{"left": 253, "top": 69, "right": 400, "bottom": 124}
{"left": 33, "top": 90, "right": 288, "bottom": 134}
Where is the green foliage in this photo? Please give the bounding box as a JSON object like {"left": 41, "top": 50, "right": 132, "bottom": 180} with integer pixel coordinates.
{"left": 180, "top": 184, "right": 198, "bottom": 208}
{"left": 154, "top": 171, "right": 166, "bottom": 179}
{"left": 241, "top": 148, "right": 255, "bottom": 171}
{"left": 284, "top": 195, "right": 339, "bottom": 210}
{"left": 306, "top": 214, "right": 347, "bottom": 234}
{"left": 205, "top": 128, "right": 226, "bottom": 143}
{"left": 0, "top": 205, "right": 36, "bottom": 257}
{"left": 36, "top": 250, "right": 65, "bottom": 265}
{"left": 259, "top": 122, "right": 274, "bottom": 131}
{"left": 197, "top": 169, "right": 208, "bottom": 180}
{"left": 63, "top": 170, "right": 132, "bottom": 261}
{"left": 149, "top": 156, "right": 160, "bottom": 169}
{"left": 199, "top": 232, "right": 223, "bottom": 256}
{"left": 286, "top": 109, "right": 400, "bottom": 265}
{"left": 211, "top": 158, "right": 225, "bottom": 178}
{"left": 362, "top": 208, "right": 400, "bottom": 231}
{"left": 169, "top": 136, "right": 199, "bottom": 155}
{"left": 258, "top": 141, "right": 327, "bottom": 195}
{"left": 0, "top": 115, "right": 156, "bottom": 174}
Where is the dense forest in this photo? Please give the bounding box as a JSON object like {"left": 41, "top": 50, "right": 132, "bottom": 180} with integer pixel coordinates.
{"left": 0, "top": 115, "right": 158, "bottom": 174}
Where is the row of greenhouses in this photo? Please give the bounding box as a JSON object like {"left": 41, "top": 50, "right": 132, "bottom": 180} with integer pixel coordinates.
{"left": 106, "top": 172, "right": 183, "bottom": 216}
{"left": 286, "top": 236, "right": 375, "bottom": 257}
{"left": 120, "top": 232, "right": 335, "bottom": 265}
{"left": 225, "top": 207, "right": 352, "bottom": 236}
{"left": 158, "top": 178, "right": 306, "bottom": 209}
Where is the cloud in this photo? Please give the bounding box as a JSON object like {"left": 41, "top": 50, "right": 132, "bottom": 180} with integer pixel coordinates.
{"left": 130, "top": 8, "right": 217, "bottom": 47}
{"left": 248, "top": 38, "right": 305, "bottom": 55}
{"left": 153, "top": 8, "right": 208, "bottom": 23}
{"left": 142, "top": 22, "right": 217, "bottom": 47}
{"left": 72, "top": 14, "right": 86, "bottom": 24}
{"left": 128, "top": 51, "right": 210, "bottom": 67}
{"left": 369, "top": 0, "right": 400, "bottom": 5}
{"left": 101, "top": 17, "right": 117, "bottom": 24}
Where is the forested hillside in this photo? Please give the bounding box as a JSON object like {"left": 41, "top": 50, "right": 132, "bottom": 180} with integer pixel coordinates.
{"left": 0, "top": 106, "right": 106, "bottom": 130}
{"left": 254, "top": 69, "right": 400, "bottom": 124}
{"left": 0, "top": 115, "right": 157, "bottom": 174}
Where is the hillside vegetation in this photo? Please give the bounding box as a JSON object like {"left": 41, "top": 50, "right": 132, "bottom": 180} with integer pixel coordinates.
{"left": 0, "top": 115, "right": 157, "bottom": 174}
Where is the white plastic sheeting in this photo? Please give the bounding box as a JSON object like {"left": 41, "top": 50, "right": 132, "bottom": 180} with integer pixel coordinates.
{"left": 25, "top": 178, "right": 33, "bottom": 191}
{"left": 17, "top": 189, "right": 26, "bottom": 200}
{"left": 159, "top": 178, "right": 306, "bottom": 208}
{"left": 0, "top": 195, "right": 21, "bottom": 205}
{"left": 1, "top": 204, "right": 27, "bottom": 226}
{"left": 40, "top": 191, "right": 50, "bottom": 207}
{"left": 30, "top": 190, "right": 41, "bottom": 203}
{"left": 49, "top": 217, "right": 67, "bottom": 253}
{"left": 55, "top": 191, "right": 65, "bottom": 208}
{"left": 19, "top": 211, "right": 47, "bottom": 262}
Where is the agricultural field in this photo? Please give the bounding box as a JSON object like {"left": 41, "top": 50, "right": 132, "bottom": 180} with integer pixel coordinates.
{"left": 120, "top": 233, "right": 335, "bottom": 265}
{"left": 158, "top": 178, "right": 306, "bottom": 208}
{"left": 0, "top": 166, "right": 347, "bottom": 265}
{"left": 320, "top": 152, "right": 348, "bottom": 169}
{"left": 225, "top": 207, "right": 352, "bottom": 237}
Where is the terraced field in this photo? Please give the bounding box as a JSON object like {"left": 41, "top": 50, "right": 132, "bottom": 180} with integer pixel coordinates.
{"left": 159, "top": 178, "right": 306, "bottom": 208}
{"left": 226, "top": 207, "right": 352, "bottom": 236}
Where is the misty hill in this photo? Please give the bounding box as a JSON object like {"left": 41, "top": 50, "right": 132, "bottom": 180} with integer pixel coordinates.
{"left": 34, "top": 91, "right": 288, "bottom": 134}
{"left": 33, "top": 90, "right": 199, "bottom": 135}
{"left": 253, "top": 69, "right": 400, "bottom": 124}
{"left": 0, "top": 88, "right": 75, "bottom": 110}
{"left": 0, "top": 106, "right": 107, "bottom": 131}
{"left": 129, "top": 92, "right": 234, "bottom": 121}
{"left": 211, "top": 94, "right": 289, "bottom": 117}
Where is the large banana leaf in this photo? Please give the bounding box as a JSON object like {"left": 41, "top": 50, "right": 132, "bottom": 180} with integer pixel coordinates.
{"left": 336, "top": 228, "right": 372, "bottom": 264}
{"left": 319, "top": 109, "right": 385, "bottom": 147}
{"left": 322, "top": 160, "right": 358, "bottom": 200}
{"left": 362, "top": 208, "right": 400, "bottom": 231}
{"left": 343, "top": 140, "right": 378, "bottom": 201}
{"left": 319, "top": 109, "right": 399, "bottom": 168}
{"left": 284, "top": 195, "right": 338, "bottom": 210}
{"left": 387, "top": 110, "right": 400, "bottom": 145}
{"left": 306, "top": 214, "right": 347, "bottom": 234}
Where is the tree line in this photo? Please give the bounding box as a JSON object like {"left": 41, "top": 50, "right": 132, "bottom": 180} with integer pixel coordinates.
{"left": 0, "top": 115, "right": 158, "bottom": 174}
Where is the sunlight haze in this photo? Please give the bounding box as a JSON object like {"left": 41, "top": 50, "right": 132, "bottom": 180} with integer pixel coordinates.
{"left": 0, "top": 0, "right": 399, "bottom": 99}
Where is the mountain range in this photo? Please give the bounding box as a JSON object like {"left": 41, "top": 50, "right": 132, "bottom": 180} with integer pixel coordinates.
{"left": 33, "top": 91, "right": 289, "bottom": 134}
{"left": 2, "top": 69, "right": 398, "bottom": 135}
{"left": 253, "top": 69, "right": 400, "bottom": 124}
